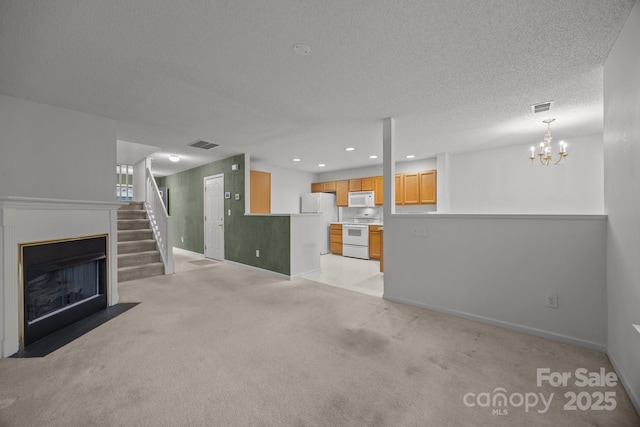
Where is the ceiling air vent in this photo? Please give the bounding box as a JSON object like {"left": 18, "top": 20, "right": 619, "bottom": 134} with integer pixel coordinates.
{"left": 189, "top": 140, "right": 218, "bottom": 150}
{"left": 531, "top": 101, "right": 553, "bottom": 114}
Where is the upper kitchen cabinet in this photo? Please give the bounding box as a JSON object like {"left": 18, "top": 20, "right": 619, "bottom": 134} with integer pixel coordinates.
{"left": 348, "top": 178, "right": 362, "bottom": 192}
{"left": 394, "top": 170, "right": 437, "bottom": 205}
{"left": 402, "top": 173, "right": 420, "bottom": 205}
{"left": 361, "top": 177, "right": 374, "bottom": 191}
{"left": 322, "top": 181, "right": 336, "bottom": 192}
{"left": 336, "top": 180, "right": 349, "bottom": 207}
{"left": 395, "top": 174, "right": 404, "bottom": 205}
{"left": 374, "top": 176, "right": 383, "bottom": 205}
{"left": 311, "top": 181, "right": 337, "bottom": 193}
{"left": 419, "top": 170, "right": 437, "bottom": 204}
{"left": 250, "top": 170, "right": 271, "bottom": 213}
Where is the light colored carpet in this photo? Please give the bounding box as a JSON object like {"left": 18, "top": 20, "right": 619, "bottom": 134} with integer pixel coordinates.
{"left": 0, "top": 260, "right": 638, "bottom": 426}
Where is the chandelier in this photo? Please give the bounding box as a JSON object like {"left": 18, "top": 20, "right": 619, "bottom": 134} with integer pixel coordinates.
{"left": 529, "top": 118, "right": 567, "bottom": 166}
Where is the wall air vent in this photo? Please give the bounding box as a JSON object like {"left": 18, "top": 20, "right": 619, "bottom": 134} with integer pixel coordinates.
{"left": 189, "top": 140, "right": 219, "bottom": 150}
{"left": 531, "top": 101, "right": 553, "bottom": 114}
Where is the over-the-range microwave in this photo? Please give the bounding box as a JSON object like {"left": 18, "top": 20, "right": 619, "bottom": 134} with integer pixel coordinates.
{"left": 348, "top": 191, "right": 375, "bottom": 208}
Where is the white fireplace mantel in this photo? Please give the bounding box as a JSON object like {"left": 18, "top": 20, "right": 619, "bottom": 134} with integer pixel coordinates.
{"left": 0, "top": 196, "right": 122, "bottom": 357}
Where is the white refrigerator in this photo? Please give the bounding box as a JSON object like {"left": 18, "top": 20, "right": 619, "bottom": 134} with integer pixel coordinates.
{"left": 300, "top": 193, "right": 338, "bottom": 255}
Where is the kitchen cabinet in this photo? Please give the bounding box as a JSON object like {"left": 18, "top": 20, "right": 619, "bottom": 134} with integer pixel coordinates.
{"left": 402, "top": 173, "right": 420, "bottom": 205}
{"left": 361, "top": 177, "right": 374, "bottom": 191}
{"left": 322, "top": 181, "right": 336, "bottom": 192}
{"left": 369, "top": 225, "right": 382, "bottom": 259}
{"left": 330, "top": 224, "right": 343, "bottom": 254}
{"left": 419, "top": 170, "right": 437, "bottom": 204}
{"left": 250, "top": 170, "right": 271, "bottom": 213}
{"left": 374, "top": 176, "right": 383, "bottom": 205}
{"left": 311, "top": 181, "right": 336, "bottom": 193}
{"left": 393, "top": 170, "right": 437, "bottom": 205}
{"left": 395, "top": 174, "right": 404, "bottom": 205}
{"left": 380, "top": 228, "right": 383, "bottom": 272}
{"left": 313, "top": 169, "right": 435, "bottom": 206}
{"left": 336, "top": 180, "right": 349, "bottom": 207}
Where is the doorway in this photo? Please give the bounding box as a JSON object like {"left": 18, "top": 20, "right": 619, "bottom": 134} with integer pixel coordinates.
{"left": 204, "top": 174, "right": 225, "bottom": 261}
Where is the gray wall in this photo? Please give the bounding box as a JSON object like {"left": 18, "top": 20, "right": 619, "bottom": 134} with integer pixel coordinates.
{"left": 604, "top": 0, "right": 640, "bottom": 412}
{"left": 0, "top": 94, "right": 116, "bottom": 201}
{"left": 383, "top": 215, "right": 608, "bottom": 350}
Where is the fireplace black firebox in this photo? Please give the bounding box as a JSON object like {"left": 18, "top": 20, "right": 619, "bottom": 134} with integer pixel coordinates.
{"left": 20, "top": 235, "right": 108, "bottom": 348}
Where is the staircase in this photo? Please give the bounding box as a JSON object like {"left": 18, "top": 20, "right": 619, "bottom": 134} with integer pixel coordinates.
{"left": 117, "top": 202, "right": 165, "bottom": 282}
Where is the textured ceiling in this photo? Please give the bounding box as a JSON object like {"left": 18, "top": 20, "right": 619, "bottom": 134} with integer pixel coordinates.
{"left": 0, "top": 0, "right": 635, "bottom": 176}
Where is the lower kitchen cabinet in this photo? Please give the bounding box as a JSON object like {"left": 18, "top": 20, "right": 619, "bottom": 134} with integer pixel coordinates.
{"left": 330, "top": 224, "right": 342, "bottom": 254}
{"left": 369, "top": 225, "right": 382, "bottom": 259}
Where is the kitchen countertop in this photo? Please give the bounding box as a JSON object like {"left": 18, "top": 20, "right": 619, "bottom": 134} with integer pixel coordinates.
{"left": 331, "top": 221, "right": 383, "bottom": 226}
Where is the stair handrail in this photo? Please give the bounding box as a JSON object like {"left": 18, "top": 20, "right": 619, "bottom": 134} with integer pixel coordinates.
{"left": 145, "top": 167, "right": 174, "bottom": 274}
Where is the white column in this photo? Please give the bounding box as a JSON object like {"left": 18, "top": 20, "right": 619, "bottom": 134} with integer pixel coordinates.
{"left": 1, "top": 208, "right": 20, "bottom": 357}
{"left": 382, "top": 118, "right": 396, "bottom": 217}
{"left": 132, "top": 159, "right": 147, "bottom": 202}
{"left": 436, "top": 152, "right": 450, "bottom": 213}
{"left": 108, "top": 208, "right": 119, "bottom": 306}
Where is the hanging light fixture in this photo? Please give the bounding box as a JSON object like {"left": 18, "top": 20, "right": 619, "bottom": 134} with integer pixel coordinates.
{"left": 529, "top": 118, "right": 567, "bottom": 166}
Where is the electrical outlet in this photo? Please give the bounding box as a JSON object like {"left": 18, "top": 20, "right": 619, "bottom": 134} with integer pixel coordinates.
{"left": 412, "top": 228, "right": 427, "bottom": 237}
{"left": 181, "top": 236, "right": 184, "bottom": 243}
{"left": 228, "top": 209, "right": 231, "bottom": 216}
{"left": 545, "top": 293, "right": 559, "bottom": 309}
{"left": 256, "top": 250, "right": 260, "bottom": 257}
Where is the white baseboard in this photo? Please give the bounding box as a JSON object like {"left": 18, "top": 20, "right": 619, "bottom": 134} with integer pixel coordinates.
{"left": 172, "top": 247, "right": 205, "bottom": 258}
{"left": 607, "top": 350, "right": 640, "bottom": 416}
{"left": 383, "top": 294, "right": 607, "bottom": 353}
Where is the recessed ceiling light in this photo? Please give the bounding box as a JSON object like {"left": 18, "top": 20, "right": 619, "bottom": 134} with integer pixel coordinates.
{"left": 318, "top": 163, "right": 326, "bottom": 167}
{"left": 369, "top": 155, "right": 378, "bottom": 159}
{"left": 169, "top": 154, "right": 180, "bottom": 162}
{"left": 345, "top": 147, "right": 355, "bottom": 151}
{"left": 293, "top": 158, "right": 301, "bottom": 162}
{"left": 406, "top": 155, "right": 415, "bottom": 159}
{"left": 293, "top": 44, "right": 311, "bottom": 56}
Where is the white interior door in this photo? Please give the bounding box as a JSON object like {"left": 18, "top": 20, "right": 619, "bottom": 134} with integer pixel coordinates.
{"left": 204, "top": 174, "right": 224, "bottom": 260}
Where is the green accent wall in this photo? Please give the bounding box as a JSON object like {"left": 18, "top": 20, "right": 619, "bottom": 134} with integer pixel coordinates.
{"left": 156, "top": 154, "right": 291, "bottom": 275}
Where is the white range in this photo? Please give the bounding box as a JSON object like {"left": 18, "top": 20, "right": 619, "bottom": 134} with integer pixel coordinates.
{"left": 342, "top": 216, "right": 381, "bottom": 260}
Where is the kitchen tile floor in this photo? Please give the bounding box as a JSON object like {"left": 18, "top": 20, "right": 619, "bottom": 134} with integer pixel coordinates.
{"left": 302, "top": 254, "right": 384, "bottom": 297}
{"left": 174, "top": 248, "right": 384, "bottom": 298}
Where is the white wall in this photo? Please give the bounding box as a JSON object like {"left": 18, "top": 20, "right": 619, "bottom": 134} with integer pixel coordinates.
{"left": 318, "top": 158, "right": 437, "bottom": 182}
{"left": 318, "top": 164, "right": 382, "bottom": 182}
{"left": 0, "top": 95, "right": 117, "bottom": 202}
{"left": 395, "top": 157, "right": 437, "bottom": 174}
{"left": 447, "top": 134, "right": 604, "bottom": 214}
{"left": 0, "top": 95, "right": 120, "bottom": 357}
{"left": 604, "top": 0, "right": 640, "bottom": 412}
{"left": 383, "top": 215, "right": 608, "bottom": 350}
{"left": 250, "top": 161, "right": 316, "bottom": 213}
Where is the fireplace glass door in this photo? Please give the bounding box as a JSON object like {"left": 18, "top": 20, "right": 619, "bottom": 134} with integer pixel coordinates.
{"left": 26, "top": 258, "right": 102, "bottom": 324}
{"left": 21, "top": 235, "right": 108, "bottom": 347}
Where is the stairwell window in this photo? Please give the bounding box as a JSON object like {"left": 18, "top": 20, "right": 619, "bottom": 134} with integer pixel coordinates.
{"left": 116, "top": 184, "right": 133, "bottom": 202}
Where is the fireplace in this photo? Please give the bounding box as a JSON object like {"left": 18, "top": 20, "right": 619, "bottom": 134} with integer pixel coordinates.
{"left": 20, "top": 235, "right": 108, "bottom": 348}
